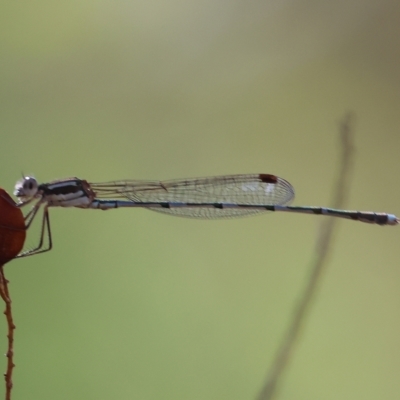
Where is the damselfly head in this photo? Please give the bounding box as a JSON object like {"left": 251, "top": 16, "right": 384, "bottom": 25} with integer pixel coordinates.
{"left": 14, "top": 176, "right": 39, "bottom": 199}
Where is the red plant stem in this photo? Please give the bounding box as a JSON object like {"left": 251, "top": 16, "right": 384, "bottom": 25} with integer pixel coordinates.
{"left": 0, "top": 189, "right": 28, "bottom": 400}
{"left": 0, "top": 266, "right": 14, "bottom": 400}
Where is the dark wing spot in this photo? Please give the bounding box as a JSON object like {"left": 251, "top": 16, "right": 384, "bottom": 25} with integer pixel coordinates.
{"left": 259, "top": 174, "right": 278, "bottom": 184}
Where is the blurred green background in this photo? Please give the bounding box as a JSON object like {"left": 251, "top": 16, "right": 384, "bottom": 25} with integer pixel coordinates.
{"left": 1, "top": 1, "right": 400, "bottom": 399}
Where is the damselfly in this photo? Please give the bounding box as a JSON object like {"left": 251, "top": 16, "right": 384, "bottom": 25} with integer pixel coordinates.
{"left": 13, "top": 173, "right": 398, "bottom": 257}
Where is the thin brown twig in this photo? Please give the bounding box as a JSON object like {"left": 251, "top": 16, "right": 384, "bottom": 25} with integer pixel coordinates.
{"left": 0, "top": 266, "right": 15, "bottom": 400}
{"left": 0, "top": 189, "right": 27, "bottom": 400}
{"left": 256, "top": 114, "right": 355, "bottom": 400}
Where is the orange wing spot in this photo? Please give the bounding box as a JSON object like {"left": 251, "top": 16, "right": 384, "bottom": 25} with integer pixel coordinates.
{"left": 0, "top": 189, "right": 26, "bottom": 264}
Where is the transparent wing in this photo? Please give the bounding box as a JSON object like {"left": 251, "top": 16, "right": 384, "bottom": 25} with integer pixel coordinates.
{"left": 90, "top": 174, "right": 295, "bottom": 219}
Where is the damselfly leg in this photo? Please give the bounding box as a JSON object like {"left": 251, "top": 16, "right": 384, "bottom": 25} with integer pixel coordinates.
{"left": 16, "top": 202, "right": 53, "bottom": 258}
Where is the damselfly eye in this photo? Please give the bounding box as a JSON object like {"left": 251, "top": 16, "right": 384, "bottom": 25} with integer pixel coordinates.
{"left": 14, "top": 176, "right": 39, "bottom": 198}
